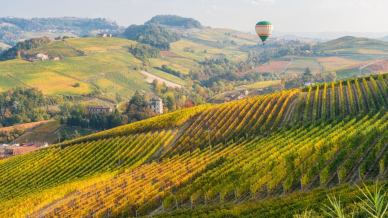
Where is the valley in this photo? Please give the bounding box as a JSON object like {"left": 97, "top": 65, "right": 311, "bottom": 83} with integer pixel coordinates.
{"left": 0, "top": 14, "right": 387, "bottom": 218}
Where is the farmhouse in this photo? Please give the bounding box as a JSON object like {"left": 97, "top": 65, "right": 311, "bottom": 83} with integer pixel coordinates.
{"left": 237, "top": 90, "right": 249, "bottom": 100}
{"left": 303, "top": 82, "right": 315, "bottom": 86}
{"left": 88, "top": 106, "right": 113, "bottom": 114}
{"left": 98, "top": 33, "right": 113, "bottom": 38}
{"left": 149, "top": 97, "right": 163, "bottom": 114}
{"left": 36, "top": 53, "right": 49, "bottom": 61}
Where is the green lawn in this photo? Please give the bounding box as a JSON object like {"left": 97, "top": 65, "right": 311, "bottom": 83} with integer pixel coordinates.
{"left": 239, "top": 80, "right": 282, "bottom": 89}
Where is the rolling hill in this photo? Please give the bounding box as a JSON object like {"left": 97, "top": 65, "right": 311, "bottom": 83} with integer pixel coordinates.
{"left": 316, "top": 36, "right": 388, "bottom": 58}
{"left": 1, "top": 16, "right": 388, "bottom": 107}
{"left": 0, "top": 73, "right": 386, "bottom": 217}
{"left": 0, "top": 26, "right": 255, "bottom": 102}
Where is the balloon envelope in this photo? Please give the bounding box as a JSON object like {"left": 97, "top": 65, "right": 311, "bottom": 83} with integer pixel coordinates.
{"left": 255, "top": 21, "right": 273, "bottom": 43}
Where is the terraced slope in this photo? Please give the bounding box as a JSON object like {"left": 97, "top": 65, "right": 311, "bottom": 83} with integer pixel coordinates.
{"left": 0, "top": 74, "right": 386, "bottom": 217}
{"left": 156, "top": 182, "right": 388, "bottom": 218}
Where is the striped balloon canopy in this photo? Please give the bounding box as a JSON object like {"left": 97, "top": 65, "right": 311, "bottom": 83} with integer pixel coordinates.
{"left": 255, "top": 21, "right": 273, "bottom": 44}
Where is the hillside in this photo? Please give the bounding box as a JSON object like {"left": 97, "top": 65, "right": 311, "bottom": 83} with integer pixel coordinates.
{"left": 0, "top": 27, "right": 254, "bottom": 102}
{"left": 0, "top": 74, "right": 386, "bottom": 217}
{"left": 2, "top": 17, "right": 388, "bottom": 106}
{"left": 0, "top": 37, "right": 145, "bottom": 98}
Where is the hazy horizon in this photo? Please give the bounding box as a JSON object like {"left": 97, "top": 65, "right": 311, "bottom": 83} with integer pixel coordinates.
{"left": 1, "top": 0, "right": 388, "bottom": 35}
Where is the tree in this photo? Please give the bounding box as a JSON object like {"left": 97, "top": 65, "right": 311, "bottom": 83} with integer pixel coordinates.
{"left": 129, "top": 91, "right": 146, "bottom": 108}
{"left": 302, "top": 68, "right": 313, "bottom": 84}
{"left": 124, "top": 24, "right": 180, "bottom": 50}
{"left": 165, "top": 93, "right": 176, "bottom": 111}
{"left": 128, "top": 44, "right": 160, "bottom": 60}
{"left": 0, "top": 88, "right": 52, "bottom": 126}
{"left": 323, "top": 72, "right": 337, "bottom": 82}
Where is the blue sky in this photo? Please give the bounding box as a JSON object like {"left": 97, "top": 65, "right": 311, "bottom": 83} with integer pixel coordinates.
{"left": 1, "top": 0, "right": 387, "bottom": 33}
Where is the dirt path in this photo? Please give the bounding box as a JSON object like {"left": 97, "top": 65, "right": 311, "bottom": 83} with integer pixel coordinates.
{"left": 0, "top": 120, "right": 50, "bottom": 133}
{"left": 359, "top": 59, "right": 384, "bottom": 70}
{"left": 30, "top": 191, "right": 80, "bottom": 217}
{"left": 140, "top": 71, "right": 182, "bottom": 88}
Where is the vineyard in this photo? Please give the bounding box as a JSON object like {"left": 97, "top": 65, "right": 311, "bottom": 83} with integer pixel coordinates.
{"left": 0, "top": 74, "right": 386, "bottom": 217}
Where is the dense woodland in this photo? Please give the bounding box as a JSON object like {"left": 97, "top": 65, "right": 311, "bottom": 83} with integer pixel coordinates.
{"left": 0, "top": 88, "right": 53, "bottom": 127}
{"left": 59, "top": 104, "right": 125, "bottom": 130}
{"left": 124, "top": 24, "right": 180, "bottom": 50}
{"left": 0, "top": 37, "right": 51, "bottom": 60}
{"left": 128, "top": 43, "right": 160, "bottom": 60}
{"left": 145, "top": 15, "right": 202, "bottom": 28}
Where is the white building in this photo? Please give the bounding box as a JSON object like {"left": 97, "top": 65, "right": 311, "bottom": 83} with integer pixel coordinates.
{"left": 88, "top": 106, "right": 113, "bottom": 114}
{"left": 98, "top": 33, "right": 112, "bottom": 38}
{"left": 149, "top": 97, "right": 163, "bottom": 114}
{"left": 36, "top": 53, "right": 49, "bottom": 61}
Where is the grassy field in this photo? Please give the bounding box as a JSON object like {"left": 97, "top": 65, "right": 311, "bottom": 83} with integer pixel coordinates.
{"left": 148, "top": 68, "right": 187, "bottom": 86}
{"left": 0, "top": 120, "right": 51, "bottom": 133}
{"left": 170, "top": 39, "right": 248, "bottom": 62}
{"left": 187, "top": 27, "right": 257, "bottom": 47}
{"left": 238, "top": 80, "right": 282, "bottom": 89}
{"left": 317, "top": 56, "right": 364, "bottom": 72}
{"left": 285, "top": 57, "right": 323, "bottom": 75}
{"left": 250, "top": 60, "right": 290, "bottom": 73}
{"left": 0, "top": 38, "right": 148, "bottom": 98}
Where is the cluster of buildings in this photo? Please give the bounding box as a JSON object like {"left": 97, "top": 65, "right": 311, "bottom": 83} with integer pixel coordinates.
{"left": 27, "top": 53, "right": 61, "bottom": 62}
{"left": 97, "top": 33, "right": 113, "bottom": 38}
{"left": 0, "top": 142, "right": 48, "bottom": 159}
{"left": 88, "top": 97, "right": 164, "bottom": 115}
{"left": 223, "top": 90, "right": 249, "bottom": 102}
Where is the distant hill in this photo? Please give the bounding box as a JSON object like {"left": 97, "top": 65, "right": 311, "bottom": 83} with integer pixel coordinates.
{"left": 0, "top": 17, "right": 120, "bottom": 45}
{"left": 124, "top": 15, "right": 202, "bottom": 49}
{"left": 2, "top": 17, "right": 388, "bottom": 106}
{"left": 316, "top": 36, "right": 388, "bottom": 56}
{"left": 0, "top": 42, "right": 10, "bottom": 51}
{"left": 145, "top": 15, "right": 202, "bottom": 29}
{"left": 0, "top": 36, "right": 85, "bottom": 61}
{"left": 381, "top": 35, "right": 388, "bottom": 41}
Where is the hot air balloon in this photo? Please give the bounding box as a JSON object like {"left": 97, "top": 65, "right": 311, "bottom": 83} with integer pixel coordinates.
{"left": 255, "top": 21, "right": 273, "bottom": 45}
